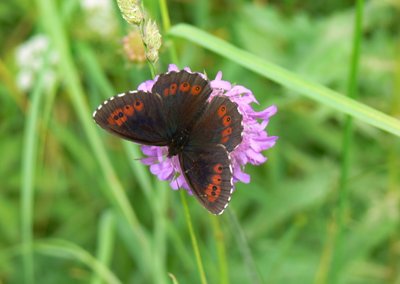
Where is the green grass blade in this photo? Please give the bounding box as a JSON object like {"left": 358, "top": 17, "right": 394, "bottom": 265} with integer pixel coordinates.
{"left": 35, "top": 239, "right": 121, "bottom": 284}
{"left": 168, "top": 24, "right": 400, "bottom": 137}
{"left": 91, "top": 211, "right": 116, "bottom": 284}
{"left": 21, "top": 64, "right": 47, "bottom": 284}
{"left": 210, "top": 216, "right": 228, "bottom": 284}
{"left": 180, "top": 191, "right": 208, "bottom": 284}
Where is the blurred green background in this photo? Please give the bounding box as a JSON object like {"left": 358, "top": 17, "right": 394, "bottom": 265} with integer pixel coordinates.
{"left": 1, "top": 0, "right": 400, "bottom": 283}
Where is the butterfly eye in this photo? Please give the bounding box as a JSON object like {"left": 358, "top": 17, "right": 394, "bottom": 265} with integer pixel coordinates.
{"left": 191, "top": 85, "right": 202, "bottom": 96}
{"left": 218, "top": 105, "right": 227, "bottom": 117}
{"left": 179, "top": 82, "right": 191, "bottom": 92}
{"left": 134, "top": 99, "right": 144, "bottom": 111}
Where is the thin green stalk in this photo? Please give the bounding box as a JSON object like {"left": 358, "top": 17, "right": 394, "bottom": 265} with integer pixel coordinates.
{"left": 180, "top": 191, "right": 208, "bottom": 284}
{"left": 158, "top": 0, "right": 171, "bottom": 31}
{"left": 37, "top": 80, "right": 58, "bottom": 173}
{"left": 158, "top": 0, "right": 179, "bottom": 64}
{"left": 331, "top": 1, "right": 364, "bottom": 283}
{"left": 152, "top": 182, "right": 168, "bottom": 284}
{"left": 35, "top": 0, "right": 152, "bottom": 272}
{"left": 21, "top": 66, "right": 47, "bottom": 284}
{"left": 210, "top": 216, "right": 228, "bottom": 284}
{"left": 91, "top": 211, "right": 116, "bottom": 284}
{"left": 168, "top": 273, "right": 179, "bottom": 284}
{"left": 168, "top": 24, "right": 400, "bottom": 137}
{"left": 388, "top": 31, "right": 400, "bottom": 284}
{"left": 227, "top": 209, "right": 263, "bottom": 284}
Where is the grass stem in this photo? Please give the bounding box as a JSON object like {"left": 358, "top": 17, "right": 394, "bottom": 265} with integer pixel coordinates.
{"left": 180, "top": 191, "right": 208, "bottom": 284}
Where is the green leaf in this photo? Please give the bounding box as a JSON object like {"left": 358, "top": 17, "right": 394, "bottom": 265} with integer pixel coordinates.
{"left": 168, "top": 24, "right": 400, "bottom": 137}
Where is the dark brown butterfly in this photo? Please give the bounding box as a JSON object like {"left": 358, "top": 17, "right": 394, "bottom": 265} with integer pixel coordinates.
{"left": 93, "top": 70, "right": 243, "bottom": 214}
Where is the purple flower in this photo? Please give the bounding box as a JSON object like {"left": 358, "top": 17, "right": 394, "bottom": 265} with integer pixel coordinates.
{"left": 139, "top": 64, "right": 278, "bottom": 193}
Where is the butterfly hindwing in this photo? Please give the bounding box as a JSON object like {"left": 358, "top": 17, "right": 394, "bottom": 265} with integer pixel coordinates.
{"left": 93, "top": 90, "right": 169, "bottom": 146}
{"left": 189, "top": 96, "right": 243, "bottom": 152}
{"left": 152, "top": 70, "right": 212, "bottom": 134}
{"left": 179, "top": 144, "right": 233, "bottom": 215}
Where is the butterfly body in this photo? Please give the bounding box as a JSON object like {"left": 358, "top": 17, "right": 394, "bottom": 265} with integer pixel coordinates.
{"left": 93, "top": 70, "right": 243, "bottom": 214}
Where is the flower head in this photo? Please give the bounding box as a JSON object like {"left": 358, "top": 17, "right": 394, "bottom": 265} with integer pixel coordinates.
{"left": 139, "top": 64, "right": 278, "bottom": 193}
{"left": 15, "top": 34, "right": 59, "bottom": 92}
{"left": 116, "top": 0, "right": 144, "bottom": 25}
{"left": 123, "top": 28, "right": 147, "bottom": 63}
{"left": 82, "top": 0, "right": 117, "bottom": 37}
{"left": 142, "top": 20, "right": 162, "bottom": 63}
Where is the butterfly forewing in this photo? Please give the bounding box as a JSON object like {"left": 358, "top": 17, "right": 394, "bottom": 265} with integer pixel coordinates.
{"left": 189, "top": 96, "right": 243, "bottom": 152}
{"left": 152, "top": 70, "right": 212, "bottom": 133}
{"left": 93, "top": 90, "right": 169, "bottom": 146}
{"left": 179, "top": 144, "right": 233, "bottom": 215}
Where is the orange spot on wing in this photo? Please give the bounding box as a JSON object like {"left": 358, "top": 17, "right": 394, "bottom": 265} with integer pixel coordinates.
{"left": 170, "top": 83, "right": 177, "bottom": 95}
{"left": 213, "top": 163, "right": 223, "bottom": 174}
{"left": 222, "top": 115, "right": 231, "bottom": 126}
{"left": 134, "top": 99, "right": 144, "bottom": 111}
{"left": 218, "top": 105, "right": 227, "bottom": 117}
{"left": 222, "top": 127, "right": 232, "bottom": 137}
{"left": 123, "top": 105, "right": 135, "bottom": 116}
{"left": 163, "top": 88, "right": 169, "bottom": 96}
{"left": 221, "top": 136, "right": 229, "bottom": 144}
{"left": 108, "top": 108, "right": 127, "bottom": 126}
{"left": 205, "top": 184, "right": 221, "bottom": 202}
{"left": 211, "top": 175, "right": 222, "bottom": 185}
{"left": 179, "top": 82, "right": 190, "bottom": 92}
{"left": 191, "top": 85, "right": 202, "bottom": 95}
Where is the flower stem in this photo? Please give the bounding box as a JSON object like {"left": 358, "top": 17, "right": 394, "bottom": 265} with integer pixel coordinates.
{"left": 210, "top": 215, "right": 228, "bottom": 284}
{"left": 180, "top": 190, "right": 208, "bottom": 284}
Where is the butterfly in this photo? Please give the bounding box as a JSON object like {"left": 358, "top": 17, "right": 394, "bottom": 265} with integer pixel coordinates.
{"left": 93, "top": 70, "right": 243, "bottom": 214}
